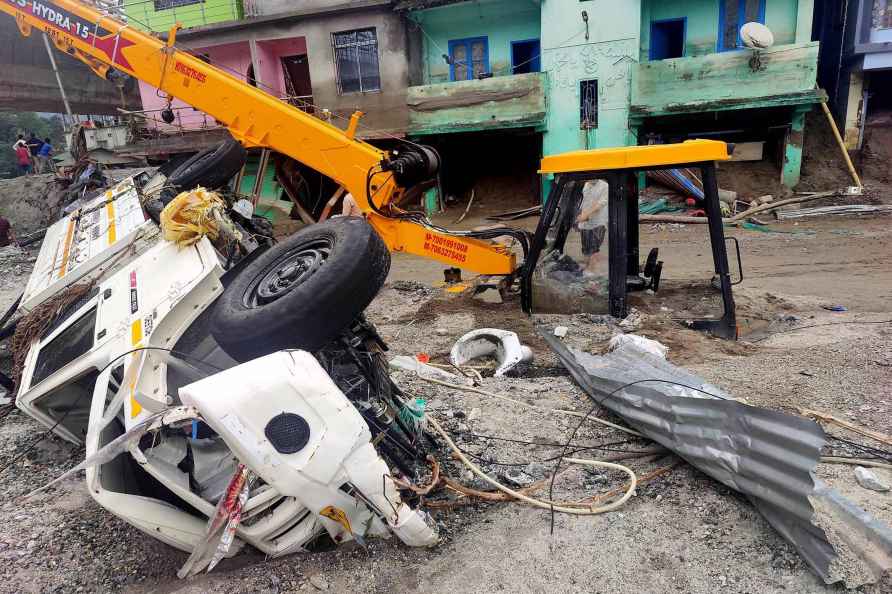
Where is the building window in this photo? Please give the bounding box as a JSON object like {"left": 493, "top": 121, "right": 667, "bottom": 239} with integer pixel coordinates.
{"left": 719, "top": 0, "right": 766, "bottom": 51}
{"left": 650, "top": 18, "right": 686, "bottom": 60}
{"left": 153, "top": 0, "right": 203, "bottom": 10}
{"left": 580, "top": 79, "right": 598, "bottom": 129}
{"left": 332, "top": 28, "right": 381, "bottom": 94}
{"left": 448, "top": 37, "right": 489, "bottom": 81}
{"left": 511, "top": 39, "right": 541, "bottom": 74}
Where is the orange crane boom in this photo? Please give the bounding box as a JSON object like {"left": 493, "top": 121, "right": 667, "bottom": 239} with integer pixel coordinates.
{"left": 1, "top": 0, "right": 516, "bottom": 274}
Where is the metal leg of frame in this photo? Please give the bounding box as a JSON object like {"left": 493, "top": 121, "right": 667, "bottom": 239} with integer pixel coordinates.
{"left": 690, "top": 162, "right": 737, "bottom": 339}
{"left": 608, "top": 172, "right": 628, "bottom": 319}
{"left": 521, "top": 176, "right": 565, "bottom": 313}
{"left": 625, "top": 171, "right": 640, "bottom": 277}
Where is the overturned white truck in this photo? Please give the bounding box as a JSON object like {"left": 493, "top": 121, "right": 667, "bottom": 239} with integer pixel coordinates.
{"left": 13, "top": 173, "right": 437, "bottom": 567}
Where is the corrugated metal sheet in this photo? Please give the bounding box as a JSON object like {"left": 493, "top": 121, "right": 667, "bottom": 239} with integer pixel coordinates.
{"left": 543, "top": 332, "right": 892, "bottom": 588}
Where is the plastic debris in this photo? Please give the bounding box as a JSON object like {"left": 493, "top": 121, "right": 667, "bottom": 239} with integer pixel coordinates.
{"left": 854, "top": 467, "right": 891, "bottom": 492}
{"left": 450, "top": 328, "right": 533, "bottom": 377}
{"left": 608, "top": 334, "right": 668, "bottom": 359}
{"left": 389, "top": 355, "right": 471, "bottom": 384}
{"left": 619, "top": 309, "right": 644, "bottom": 330}
{"left": 553, "top": 326, "right": 569, "bottom": 338}
{"left": 823, "top": 305, "right": 848, "bottom": 312}
{"left": 178, "top": 464, "right": 252, "bottom": 578}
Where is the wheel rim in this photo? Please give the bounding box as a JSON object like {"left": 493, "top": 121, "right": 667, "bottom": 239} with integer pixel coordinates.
{"left": 244, "top": 238, "right": 332, "bottom": 307}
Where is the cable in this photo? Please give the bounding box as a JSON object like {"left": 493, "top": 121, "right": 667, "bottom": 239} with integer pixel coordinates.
{"left": 460, "top": 439, "right": 649, "bottom": 468}
{"left": 750, "top": 319, "right": 892, "bottom": 343}
{"left": 547, "top": 378, "right": 728, "bottom": 533}
{"left": 428, "top": 416, "right": 637, "bottom": 516}
{"left": 0, "top": 346, "right": 223, "bottom": 476}
{"left": 467, "top": 432, "right": 638, "bottom": 450}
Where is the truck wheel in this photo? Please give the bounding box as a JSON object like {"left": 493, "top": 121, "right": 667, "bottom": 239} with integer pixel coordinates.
{"left": 210, "top": 217, "right": 390, "bottom": 362}
{"left": 167, "top": 138, "right": 246, "bottom": 192}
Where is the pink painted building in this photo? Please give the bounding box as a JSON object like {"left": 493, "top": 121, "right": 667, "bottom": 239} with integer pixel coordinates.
{"left": 137, "top": 36, "right": 311, "bottom": 132}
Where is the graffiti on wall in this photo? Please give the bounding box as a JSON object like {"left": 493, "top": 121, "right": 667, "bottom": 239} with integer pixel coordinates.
{"left": 542, "top": 38, "right": 637, "bottom": 109}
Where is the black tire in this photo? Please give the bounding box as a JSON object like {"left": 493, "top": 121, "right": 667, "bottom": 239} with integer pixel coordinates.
{"left": 167, "top": 138, "right": 246, "bottom": 192}
{"left": 210, "top": 217, "right": 390, "bottom": 361}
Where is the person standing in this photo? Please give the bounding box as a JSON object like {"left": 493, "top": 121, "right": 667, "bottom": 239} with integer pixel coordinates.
{"left": 13, "top": 136, "right": 31, "bottom": 176}
{"left": 26, "top": 132, "right": 43, "bottom": 160}
{"left": 36, "top": 138, "right": 54, "bottom": 174}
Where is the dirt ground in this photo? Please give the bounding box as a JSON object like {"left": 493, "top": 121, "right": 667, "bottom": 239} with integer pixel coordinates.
{"left": 0, "top": 197, "right": 890, "bottom": 593}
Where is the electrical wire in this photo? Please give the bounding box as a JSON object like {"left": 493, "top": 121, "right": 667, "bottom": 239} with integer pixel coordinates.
{"left": 750, "top": 319, "right": 892, "bottom": 343}
{"left": 460, "top": 439, "right": 650, "bottom": 468}
{"left": 428, "top": 416, "right": 637, "bottom": 516}
{"left": 0, "top": 346, "right": 223, "bottom": 476}
{"left": 547, "top": 378, "right": 729, "bottom": 534}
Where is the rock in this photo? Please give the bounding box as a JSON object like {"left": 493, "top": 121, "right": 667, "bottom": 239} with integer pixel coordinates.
{"left": 473, "top": 287, "right": 503, "bottom": 304}
{"left": 468, "top": 407, "right": 481, "bottom": 421}
{"left": 553, "top": 326, "right": 569, "bottom": 338}
{"left": 501, "top": 468, "right": 533, "bottom": 488}
{"left": 309, "top": 575, "right": 329, "bottom": 590}
{"left": 854, "top": 467, "right": 890, "bottom": 492}
{"left": 524, "top": 462, "right": 547, "bottom": 478}
{"left": 435, "top": 328, "right": 449, "bottom": 336}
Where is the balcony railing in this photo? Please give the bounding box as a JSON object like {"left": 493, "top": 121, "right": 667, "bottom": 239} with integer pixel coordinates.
{"left": 127, "top": 94, "right": 315, "bottom": 136}
{"left": 120, "top": 0, "right": 244, "bottom": 32}
{"left": 630, "top": 41, "right": 823, "bottom": 119}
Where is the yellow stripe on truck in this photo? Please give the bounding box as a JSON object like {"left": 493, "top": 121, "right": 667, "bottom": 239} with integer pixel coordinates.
{"left": 131, "top": 319, "right": 143, "bottom": 346}
{"left": 106, "top": 199, "right": 116, "bottom": 245}
{"left": 57, "top": 218, "right": 76, "bottom": 279}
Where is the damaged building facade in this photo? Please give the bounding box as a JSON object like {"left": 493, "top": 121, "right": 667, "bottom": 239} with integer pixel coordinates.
{"left": 124, "top": 0, "right": 411, "bottom": 204}
{"left": 399, "top": 0, "right": 820, "bottom": 194}
{"left": 814, "top": 0, "right": 892, "bottom": 182}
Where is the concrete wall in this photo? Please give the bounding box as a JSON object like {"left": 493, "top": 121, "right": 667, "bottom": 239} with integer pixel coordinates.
{"left": 640, "top": 0, "right": 806, "bottom": 60}
{"left": 409, "top": 0, "right": 540, "bottom": 84}
{"left": 247, "top": 0, "right": 379, "bottom": 17}
{"left": 137, "top": 40, "right": 255, "bottom": 130}
{"left": 631, "top": 41, "right": 821, "bottom": 116}
{"left": 122, "top": 0, "right": 243, "bottom": 32}
{"left": 541, "top": 0, "right": 641, "bottom": 156}
{"left": 0, "top": 20, "right": 139, "bottom": 115}
{"left": 151, "top": 5, "right": 409, "bottom": 137}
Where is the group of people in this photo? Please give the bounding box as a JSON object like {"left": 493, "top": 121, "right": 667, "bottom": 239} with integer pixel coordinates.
{"left": 12, "top": 132, "right": 55, "bottom": 176}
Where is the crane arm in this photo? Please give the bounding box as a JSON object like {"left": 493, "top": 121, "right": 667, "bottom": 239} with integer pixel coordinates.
{"left": 1, "top": 0, "right": 516, "bottom": 274}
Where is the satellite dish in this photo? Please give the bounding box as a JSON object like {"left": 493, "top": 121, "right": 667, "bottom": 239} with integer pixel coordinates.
{"left": 740, "top": 22, "right": 774, "bottom": 49}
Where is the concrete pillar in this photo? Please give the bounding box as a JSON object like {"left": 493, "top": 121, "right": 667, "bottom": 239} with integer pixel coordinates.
{"left": 843, "top": 70, "right": 865, "bottom": 149}
{"left": 782, "top": 107, "right": 809, "bottom": 188}
{"left": 248, "top": 39, "right": 264, "bottom": 86}
{"left": 423, "top": 187, "right": 439, "bottom": 216}
{"left": 795, "top": 0, "right": 814, "bottom": 44}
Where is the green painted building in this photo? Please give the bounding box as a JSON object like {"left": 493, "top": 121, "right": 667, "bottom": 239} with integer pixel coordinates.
{"left": 121, "top": 0, "right": 243, "bottom": 33}
{"left": 399, "top": 0, "right": 820, "bottom": 190}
